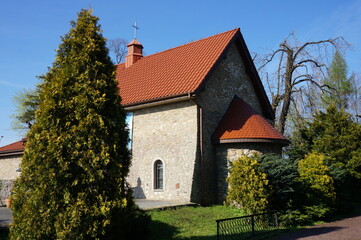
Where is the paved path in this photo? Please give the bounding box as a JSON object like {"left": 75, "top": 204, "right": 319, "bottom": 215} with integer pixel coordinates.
{"left": 268, "top": 212, "right": 361, "bottom": 240}
{"left": 135, "top": 199, "right": 196, "bottom": 210}
{"left": 0, "top": 207, "right": 12, "bottom": 228}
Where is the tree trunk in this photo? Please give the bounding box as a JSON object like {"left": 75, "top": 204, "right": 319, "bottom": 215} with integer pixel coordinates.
{"left": 276, "top": 49, "right": 293, "bottom": 134}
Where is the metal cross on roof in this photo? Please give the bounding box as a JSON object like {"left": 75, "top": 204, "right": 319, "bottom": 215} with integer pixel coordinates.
{"left": 132, "top": 22, "right": 139, "bottom": 39}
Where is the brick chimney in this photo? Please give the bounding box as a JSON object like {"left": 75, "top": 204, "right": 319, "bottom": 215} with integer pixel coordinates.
{"left": 125, "top": 39, "right": 143, "bottom": 68}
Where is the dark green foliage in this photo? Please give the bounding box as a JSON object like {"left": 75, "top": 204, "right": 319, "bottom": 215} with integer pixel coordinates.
{"left": 288, "top": 105, "right": 361, "bottom": 218}
{"left": 258, "top": 154, "right": 299, "bottom": 211}
{"left": 310, "top": 108, "right": 360, "bottom": 168}
{"left": 288, "top": 105, "right": 361, "bottom": 177}
{"left": 287, "top": 106, "right": 361, "bottom": 218}
{"left": 286, "top": 128, "right": 312, "bottom": 162}
{"left": 280, "top": 205, "right": 333, "bottom": 226}
{"left": 257, "top": 154, "right": 331, "bottom": 226}
{"left": 348, "top": 149, "right": 361, "bottom": 179}
{"left": 257, "top": 153, "right": 338, "bottom": 226}
{"left": 10, "top": 9, "right": 148, "bottom": 240}
{"left": 279, "top": 208, "right": 320, "bottom": 226}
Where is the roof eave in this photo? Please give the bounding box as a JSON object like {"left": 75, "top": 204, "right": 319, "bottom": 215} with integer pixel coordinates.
{"left": 0, "top": 149, "right": 24, "bottom": 157}
{"left": 123, "top": 92, "right": 196, "bottom": 111}
{"left": 213, "top": 138, "right": 290, "bottom": 146}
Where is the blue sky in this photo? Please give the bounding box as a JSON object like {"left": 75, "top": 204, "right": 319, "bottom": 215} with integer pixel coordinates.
{"left": 1, "top": 0, "right": 360, "bottom": 146}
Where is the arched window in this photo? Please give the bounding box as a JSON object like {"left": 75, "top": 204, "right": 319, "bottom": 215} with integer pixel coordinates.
{"left": 154, "top": 160, "right": 163, "bottom": 190}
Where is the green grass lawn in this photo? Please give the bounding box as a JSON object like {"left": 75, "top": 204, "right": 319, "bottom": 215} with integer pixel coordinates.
{"left": 0, "top": 205, "right": 279, "bottom": 240}
{"left": 148, "top": 205, "right": 244, "bottom": 240}
{"left": 0, "top": 206, "right": 243, "bottom": 240}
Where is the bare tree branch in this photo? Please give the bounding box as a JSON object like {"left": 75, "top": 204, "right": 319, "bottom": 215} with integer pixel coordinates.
{"left": 293, "top": 59, "right": 325, "bottom": 70}
{"left": 257, "top": 49, "right": 286, "bottom": 71}
{"left": 255, "top": 33, "right": 349, "bottom": 133}
{"left": 108, "top": 38, "right": 128, "bottom": 64}
{"left": 294, "top": 38, "right": 338, "bottom": 60}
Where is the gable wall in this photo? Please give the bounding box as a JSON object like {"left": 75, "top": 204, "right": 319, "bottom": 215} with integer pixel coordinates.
{"left": 128, "top": 100, "right": 200, "bottom": 202}
{"left": 195, "top": 42, "right": 265, "bottom": 204}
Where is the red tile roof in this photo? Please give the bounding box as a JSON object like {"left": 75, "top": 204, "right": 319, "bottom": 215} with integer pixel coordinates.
{"left": 116, "top": 28, "right": 239, "bottom": 106}
{"left": 0, "top": 140, "right": 25, "bottom": 154}
{"left": 212, "top": 96, "right": 289, "bottom": 145}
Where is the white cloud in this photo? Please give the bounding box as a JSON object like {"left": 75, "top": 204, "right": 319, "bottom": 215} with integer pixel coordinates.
{"left": 0, "top": 80, "right": 25, "bottom": 89}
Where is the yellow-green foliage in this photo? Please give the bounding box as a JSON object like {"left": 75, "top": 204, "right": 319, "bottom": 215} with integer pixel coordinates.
{"left": 226, "top": 155, "right": 269, "bottom": 214}
{"left": 9, "top": 10, "right": 149, "bottom": 240}
{"left": 298, "top": 153, "right": 336, "bottom": 204}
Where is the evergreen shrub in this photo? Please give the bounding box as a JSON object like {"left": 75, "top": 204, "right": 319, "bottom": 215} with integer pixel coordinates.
{"left": 10, "top": 9, "right": 149, "bottom": 240}
{"left": 226, "top": 155, "right": 269, "bottom": 214}
{"left": 258, "top": 154, "right": 299, "bottom": 211}
{"left": 298, "top": 152, "right": 336, "bottom": 218}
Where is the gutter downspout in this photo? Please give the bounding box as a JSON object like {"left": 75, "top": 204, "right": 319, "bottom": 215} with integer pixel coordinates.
{"left": 188, "top": 93, "right": 205, "bottom": 205}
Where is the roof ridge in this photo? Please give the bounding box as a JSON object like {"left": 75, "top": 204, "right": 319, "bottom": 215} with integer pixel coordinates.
{"left": 116, "top": 28, "right": 240, "bottom": 66}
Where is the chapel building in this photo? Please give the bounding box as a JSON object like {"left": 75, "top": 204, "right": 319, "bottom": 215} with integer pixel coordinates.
{"left": 0, "top": 28, "right": 288, "bottom": 205}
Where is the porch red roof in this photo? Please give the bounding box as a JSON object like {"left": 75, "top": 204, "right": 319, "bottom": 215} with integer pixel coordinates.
{"left": 212, "top": 96, "right": 289, "bottom": 145}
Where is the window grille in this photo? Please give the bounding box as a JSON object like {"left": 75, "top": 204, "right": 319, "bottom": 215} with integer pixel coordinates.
{"left": 154, "top": 160, "right": 163, "bottom": 189}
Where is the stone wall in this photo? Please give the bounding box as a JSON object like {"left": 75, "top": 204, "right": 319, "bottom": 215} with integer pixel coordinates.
{"left": 128, "top": 100, "right": 199, "bottom": 202}
{"left": 0, "top": 155, "right": 20, "bottom": 201}
{"left": 0, "top": 180, "right": 14, "bottom": 201}
{"left": 0, "top": 155, "right": 21, "bottom": 180}
{"left": 195, "top": 42, "right": 266, "bottom": 204}
{"left": 215, "top": 143, "right": 282, "bottom": 203}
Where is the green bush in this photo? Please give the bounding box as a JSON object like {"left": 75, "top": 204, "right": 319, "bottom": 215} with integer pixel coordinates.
{"left": 226, "top": 155, "right": 269, "bottom": 214}
{"left": 297, "top": 153, "right": 335, "bottom": 219}
{"left": 278, "top": 209, "right": 312, "bottom": 226}
{"left": 348, "top": 149, "right": 361, "bottom": 179}
{"left": 258, "top": 154, "right": 299, "bottom": 211}
{"left": 258, "top": 153, "right": 337, "bottom": 226}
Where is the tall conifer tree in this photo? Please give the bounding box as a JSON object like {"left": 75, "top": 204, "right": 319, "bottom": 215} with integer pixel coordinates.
{"left": 322, "top": 50, "right": 354, "bottom": 110}
{"left": 10, "top": 9, "right": 135, "bottom": 239}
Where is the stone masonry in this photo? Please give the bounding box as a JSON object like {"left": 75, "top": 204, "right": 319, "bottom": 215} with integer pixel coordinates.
{"left": 128, "top": 100, "right": 199, "bottom": 202}
{"left": 0, "top": 155, "right": 21, "bottom": 180}
{"left": 0, "top": 155, "right": 20, "bottom": 200}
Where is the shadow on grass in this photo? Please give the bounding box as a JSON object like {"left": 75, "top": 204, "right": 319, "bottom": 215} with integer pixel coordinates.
{"left": 148, "top": 220, "right": 285, "bottom": 240}
{"left": 0, "top": 228, "right": 9, "bottom": 240}
{"left": 148, "top": 220, "right": 179, "bottom": 240}
{"left": 148, "top": 220, "right": 217, "bottom": 240}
